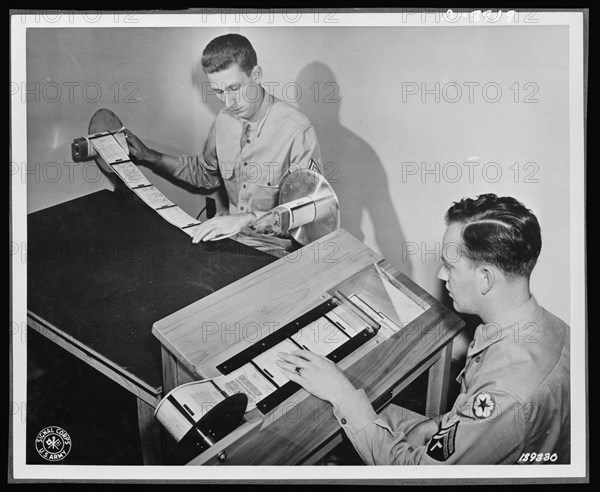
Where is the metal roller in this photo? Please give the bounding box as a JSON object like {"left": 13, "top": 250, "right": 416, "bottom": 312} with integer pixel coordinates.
{"left": 71, "top": 108, "right": 125, "bottom": 175}
{"left": 272, "top": 168, "right": 340, "bottom": 245}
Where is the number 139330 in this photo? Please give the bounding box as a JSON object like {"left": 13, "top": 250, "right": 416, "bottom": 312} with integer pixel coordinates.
{"left": 518, "top": 452, "right": 558, "bottom": 463}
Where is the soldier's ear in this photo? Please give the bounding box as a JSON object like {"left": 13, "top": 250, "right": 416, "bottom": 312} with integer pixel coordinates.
{"left": 251, "top": 65, "right": 263, "bottom": 83}
{"left": 480, "top": 266, "right": 495, "bottom": 295}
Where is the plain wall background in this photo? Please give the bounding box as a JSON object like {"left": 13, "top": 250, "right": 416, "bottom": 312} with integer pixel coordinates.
{"left": 26, "top": 26, "right": 571, "bottom": 350}
{"left": 26, "top": 27, "right": 226, "bottom": 217}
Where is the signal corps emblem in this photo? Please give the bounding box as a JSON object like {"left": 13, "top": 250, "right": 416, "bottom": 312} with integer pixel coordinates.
{"left": 35, "top": 426, "right": 72, "bottom": 462}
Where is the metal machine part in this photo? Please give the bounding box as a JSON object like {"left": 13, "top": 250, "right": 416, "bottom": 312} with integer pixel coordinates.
{"left": 176, "top": 393, "right": 248, "bottom": 463}
{"left": 274, "top": 168, "right": 340, "bottom": 245}
{"left": 71, "top": 108, "right": 124, "bottom": 174}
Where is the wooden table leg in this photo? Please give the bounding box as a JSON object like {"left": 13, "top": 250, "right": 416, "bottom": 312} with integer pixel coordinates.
{"left": 136, "top": 398, "right": 162, "bottom": 465}
{"left": 162, "top": 346, "right": 197, "bottom": 393}
{"left": 426, "top": 343, "right": 453, "bottom": 417}
{"left": 159, "top": 347, "right": 200, "bottom": 464}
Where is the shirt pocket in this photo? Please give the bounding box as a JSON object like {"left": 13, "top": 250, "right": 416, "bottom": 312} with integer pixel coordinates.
{"left": 249, "top": 182, "right": 280, "bottom": 212}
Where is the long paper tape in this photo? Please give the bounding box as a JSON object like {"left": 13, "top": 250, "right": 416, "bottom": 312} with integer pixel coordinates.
{"left": 87, "top": 132, "right": 202, "bottom": 236}
{"left": 152, "top": 296, "right": 367, "bottom": 442}
{"left": 82, "top": 131, "right": 129, "bottom": 160}
{"left": 153, "top": 379, "right": 228, "bottom": 442}
{"left": 153, "top": 362, "right": 277, "bottom": 442}
{"left": 154, "top": 313, "right": 360, "bottom": 442}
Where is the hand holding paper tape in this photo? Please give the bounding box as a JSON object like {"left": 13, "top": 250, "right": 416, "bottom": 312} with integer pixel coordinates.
{"left": 73, "top": 109, "right": 340, "bottom": 245}
{"left": 72, "top": 109, "right": 203, "bottom": 237}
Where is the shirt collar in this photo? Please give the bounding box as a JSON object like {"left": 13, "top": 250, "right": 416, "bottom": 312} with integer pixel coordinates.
{"left": 245, "top": 89, "right": 274, "bottom": 138}
{"left": 468, "top": 295, "right": 542, "bottom": 357}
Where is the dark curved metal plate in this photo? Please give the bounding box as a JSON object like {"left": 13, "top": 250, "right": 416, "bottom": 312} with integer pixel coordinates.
{"left": 186, "top": 393, "right": 248, "bottom": 455}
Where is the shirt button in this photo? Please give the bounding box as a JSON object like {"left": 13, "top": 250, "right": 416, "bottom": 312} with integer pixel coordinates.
{"left": 340, "top": 418, "right": 347, "bottom": 425}
{"left": 246, "top": 139, "right": 251, "bottom": 144}
{"left": 267, "top": 182, "right": 271, "bottom": 186}
{"left": 244, "top": 162, "right": 248, "bottom": 166}
{"left": 240, "top": 206, "right": 244, "bottom": 211}
{"left": 243, "top": 184, "right": 247, "bottom": 189}
{"left": 475, "top": 356, "right": 481, "bottom": 363}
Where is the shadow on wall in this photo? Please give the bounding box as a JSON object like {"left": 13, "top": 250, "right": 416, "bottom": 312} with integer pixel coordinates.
{"left": 296, "top": 62, "right": 411, "bottom": 276}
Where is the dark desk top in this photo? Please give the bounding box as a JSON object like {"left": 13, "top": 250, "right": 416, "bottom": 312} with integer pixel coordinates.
{"left": 27, "top": 189, "right": 276, "bottom": 394}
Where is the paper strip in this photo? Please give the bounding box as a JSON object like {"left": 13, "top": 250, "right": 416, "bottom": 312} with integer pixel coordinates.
{"left": 134, "top": 185, "right": 175, "bottom": 210}
{"left": 85, "top": 131, "right": 203, "bottom": 236}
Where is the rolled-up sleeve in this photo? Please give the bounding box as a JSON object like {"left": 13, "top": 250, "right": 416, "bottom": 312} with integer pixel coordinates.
{"left": 289, "top": 125, "right": 322, "bottom": 174}
{"left": 333, "top": 388, "right": 527, "bottom": 465}
{"left": 250, "top": 124, "right": 322, "bottom": 236}
{"left": 173, "top": 124, "right": 222, "bottom": 189}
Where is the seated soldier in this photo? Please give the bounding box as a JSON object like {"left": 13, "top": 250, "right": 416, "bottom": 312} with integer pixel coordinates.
{"left": 126, "top": 33, "right": 321, "bottom": 257}
{"left": 278, "top": 193, "right": 570, "bottom": 464}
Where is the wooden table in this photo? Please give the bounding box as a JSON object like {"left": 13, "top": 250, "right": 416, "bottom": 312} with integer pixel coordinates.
{"left": 26, "top": 189, "right": 276, "bottom": 464}
{"left": 153, "top": 229, "right": 465, "bottom": 465}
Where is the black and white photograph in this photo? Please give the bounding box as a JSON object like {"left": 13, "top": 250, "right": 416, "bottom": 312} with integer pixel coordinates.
{"left": 9, "top": 8, "right": 587, "bottom": 483}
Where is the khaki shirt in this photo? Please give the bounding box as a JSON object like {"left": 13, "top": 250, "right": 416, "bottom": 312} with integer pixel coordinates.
{"left": 334, "top": 296, "right": 571, "bottom": 464}
{"left": 173, "top": 92, "right": 321, "bottom": 216}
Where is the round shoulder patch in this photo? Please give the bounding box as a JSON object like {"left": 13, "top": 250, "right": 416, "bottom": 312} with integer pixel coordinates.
{"left": 472, "top": 392, "right": 495, "bottom": 419}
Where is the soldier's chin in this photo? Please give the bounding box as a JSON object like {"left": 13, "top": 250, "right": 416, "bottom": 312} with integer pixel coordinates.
{"left": 451, "top": 298, "right": 461, "bottom": 312}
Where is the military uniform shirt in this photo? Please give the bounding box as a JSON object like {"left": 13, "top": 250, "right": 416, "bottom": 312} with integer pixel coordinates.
{"left": 172, "top": 91, "right": 321, "bottom": 255}
{"left": 333, "top": 296, "right": 570, "bottom": 464}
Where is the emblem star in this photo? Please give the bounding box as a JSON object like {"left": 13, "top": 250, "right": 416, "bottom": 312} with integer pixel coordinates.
{"left": 477, "top": 396, "right": 490, "bottom": 411}
{"left": 472, "top": 392, "right": 495, "bottom": 418}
